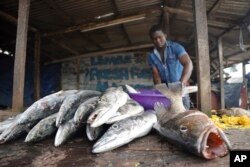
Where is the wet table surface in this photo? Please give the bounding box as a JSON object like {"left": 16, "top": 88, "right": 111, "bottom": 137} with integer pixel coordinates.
{"left": 1, "top": 110, "right": 250, "bottom": 167}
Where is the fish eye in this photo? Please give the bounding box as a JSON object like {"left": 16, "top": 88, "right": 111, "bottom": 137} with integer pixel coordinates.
{"left": 112, "top": 124, "right": 119, "bottom": 129}
{"left": 180, "top": 125, "right": 188, "bottom": 133}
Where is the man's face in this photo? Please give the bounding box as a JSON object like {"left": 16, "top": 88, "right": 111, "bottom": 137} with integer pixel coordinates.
{"left": 151, "top": 30, "right": 167, "bottom": 48}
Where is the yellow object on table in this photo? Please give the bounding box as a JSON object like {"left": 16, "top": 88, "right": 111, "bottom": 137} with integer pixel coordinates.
{"left": 211, "top": 115, "right": 250, "bottom": 129}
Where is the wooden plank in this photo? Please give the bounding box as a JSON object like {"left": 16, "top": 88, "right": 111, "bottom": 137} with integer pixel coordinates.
{"left": 43, "top": 13, "right": 146, "bottom": 37}
{"left": 192, "top": 0, "right": 211, "bottom": 113}
{"left": 218, "top": 11, "right": 250, "bottom": 37}
{"left": 12, "top": 0, "right": 30, "bottom": 112}
{"left": 164, "top": 6, "right": 192, "bottom": 17}
{"left": 207, "top": 0, "right": 224, "bottom": 16}
{"left": 0, "top": 10, "right": 37, "bottom": 32}
{"left": 218, "top": 37, "right": 225, "bottom": 109}
{"left": 76, "top": 59, "right": 80, "bottom": 90}
{"left": 34, "top": 32, "right": 41, "bottom": 100}
{"left": 50, "top": 38, "right": 79, "bottom": 55}
{"left": 161, "top": 9, "right": 170, "bottom": 36}
{"left": 112, "top": 0, "right": 132, "bottom": 45}
{"left": 45, "top": 43, "right": 154, "bottom": 64}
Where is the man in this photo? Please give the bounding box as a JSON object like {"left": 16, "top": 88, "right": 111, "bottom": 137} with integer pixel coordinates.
{"left": 148, "top": 24, "right": 193, "bottom": 109}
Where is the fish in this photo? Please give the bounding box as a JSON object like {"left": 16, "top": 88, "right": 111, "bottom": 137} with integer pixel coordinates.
{"left": 54, "top": 119, "right": 83, "bottom": 147}
{"left": 217, "top": 108, "right": 250, "bottom": 117}
{"left": 105, "top": 99, "right": 144, "bottom": 124}
{"left": 92, "top": 111, "right": 157, "bottom": 153}
{"left": 17, "top": 90, "right": 78, "bottom": 125}
{"left": 86, "top": 123, "right": 105, "bottom": 141}
{"left": 0, "top": 90, "right": 77, "bottom": 144}
{"left": 56, "top": 90, "right": 101, "bottom": 127}
{"left": 0, "top": 121, "right": 36, "bottom": 144}
{"left": 155, "top": 83, "right": 186, "bottom": 113}
{"left": 25, "top": 113, "right": 58, "bottom": 143}
{"left": 153, "top": 102, "right": 231, "bottom": 160}
{"left": 88, "top": 87, "right": 129, "bottom": 128}
{"left": 73, "top": 96, "right": 99, "bottom": 125}
{"left": 125, "top": 84, "right": 140, "bottom": 93}
{"left": 0, "top": 114, "right": 21, "bottom": 134}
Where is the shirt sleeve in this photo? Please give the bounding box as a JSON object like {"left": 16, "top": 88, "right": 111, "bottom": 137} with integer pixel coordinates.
{"left": 173, "top": 42, "right": 187, "bottom": 58}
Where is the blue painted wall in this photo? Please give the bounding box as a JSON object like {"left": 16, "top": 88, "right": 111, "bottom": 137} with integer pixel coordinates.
{"left": 0, "top": 55, "right": 61, "bottom": 108}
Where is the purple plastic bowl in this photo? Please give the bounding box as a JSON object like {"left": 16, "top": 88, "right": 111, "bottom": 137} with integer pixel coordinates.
{"left": 128, "top": 89, "right": 171, "bottom": 110}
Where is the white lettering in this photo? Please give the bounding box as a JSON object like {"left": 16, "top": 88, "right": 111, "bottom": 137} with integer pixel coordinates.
{"left": 234, "top": 155, "right": 247, "bottom": 162}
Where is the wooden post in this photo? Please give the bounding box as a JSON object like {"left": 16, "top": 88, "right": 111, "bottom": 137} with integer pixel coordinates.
{"left": 192, "top": 0, "right": 211, "bottom": 114}
{"left": 34, "top": 32, "right": 41, "bottom": 100}
{"left": 12, "top": 0, "right": 30, "bottom": 112}
{"left": 218, "top": 37, "right": 225, "bottom": 109}
{"left": 243, "top": 61, "right": 247, "bottom": 92}
{"left": 76, "top": 59, "right": 80, "bottom": 90}
{"left": 162, "top": 10, "right": 170, "bottom": 36}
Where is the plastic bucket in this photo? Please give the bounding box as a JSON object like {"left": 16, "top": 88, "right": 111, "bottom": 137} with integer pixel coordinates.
{"left": 128, "top": 89, "right": 171, "bottom": 110}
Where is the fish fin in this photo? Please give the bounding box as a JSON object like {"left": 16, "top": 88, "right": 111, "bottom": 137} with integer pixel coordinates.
{"left": 154, "top": 102, "right": 172, "bottom": 124}
{"left": 154, "top": 101, "right": 179, "bottom": 124}
{"left": 125, "top": 84, "right": 139, "bottom": 94}
{"left": 155, "top": 82, "right": 183, "bottom": 99}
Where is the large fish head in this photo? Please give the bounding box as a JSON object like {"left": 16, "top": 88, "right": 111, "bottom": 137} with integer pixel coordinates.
{"left": 158, "top": 110, "right": 230, "bottom": 159}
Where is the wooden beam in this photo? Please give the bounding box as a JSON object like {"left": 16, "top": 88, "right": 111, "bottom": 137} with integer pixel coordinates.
{"left": 176, "top": 17, "right": 232, "bottom": 29}
{"left": 164, "top": 6, "right": 192, "bottom": 17}
{"left": 207, "top": 0, "right": 224, "bottom": 16}
{"left": 34, "top": 32, "right": 41, "bottom": 100}
{"left": 218, "top": 37, "right": 225, "bottom": 109}
{"left": 193, "top": 0, "right": 211, "bottom": 113}
{"left": 112, "top": 0, "right": 132, "bottom": 45}
{"left": 218, "top": 10, "right": 250, "bottom": 37}
{"left": 0, "top": 10, "right": 37, "bottom": 32}
{"left": 43, "top": 0, "right": 74, "bottom": 24}
{"left": 43, "top": 13, "right": 146, "bottom": 37}
{"left": 50, "top": 38, "right": 79, "bottom": 55}
{"left": 12, "top": 0, "right": 30, "bottom": 112}
{"left": 45, "top": 43, "right": 154, "bottom": 64}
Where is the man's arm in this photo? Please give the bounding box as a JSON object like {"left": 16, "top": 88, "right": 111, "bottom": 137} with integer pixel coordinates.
{"left": 152, "top": 66, "right": 161, "bottom": 85}
{"left": 179, "top": 54, "right": 193, "bottom": 86}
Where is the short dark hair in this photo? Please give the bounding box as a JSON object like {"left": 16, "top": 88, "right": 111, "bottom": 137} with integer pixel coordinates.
{"left": 149, "top": 24, "right": 166, "bottom": 38}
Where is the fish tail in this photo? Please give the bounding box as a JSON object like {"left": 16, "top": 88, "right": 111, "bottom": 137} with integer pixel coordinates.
{"left": 155, "top": 82, "right": 183, "bottom": 98}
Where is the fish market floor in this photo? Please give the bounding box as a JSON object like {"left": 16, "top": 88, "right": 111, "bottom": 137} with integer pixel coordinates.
{"left": 1, "top": 111, "right": 250, "bottom": 167}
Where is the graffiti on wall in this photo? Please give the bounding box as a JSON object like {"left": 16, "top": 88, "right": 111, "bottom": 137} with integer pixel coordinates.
{"left": 61, "top": 52, "right": 153, "bottom": 91}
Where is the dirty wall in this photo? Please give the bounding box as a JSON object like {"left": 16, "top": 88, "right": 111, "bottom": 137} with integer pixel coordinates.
{"left": 61, "top": 52, "right": 154, "bottom": 91}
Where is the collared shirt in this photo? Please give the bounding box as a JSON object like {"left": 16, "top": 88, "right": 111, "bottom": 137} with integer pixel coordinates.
{"left": 147, "top": 40, "right": 187, "bottom": 83}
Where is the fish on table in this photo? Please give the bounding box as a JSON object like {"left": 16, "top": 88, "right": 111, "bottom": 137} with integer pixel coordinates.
{"left": 87, "top": 87, "right": 129, "bottom": 128}
{"left": 92, "top": 111, "right": 157, "bottom": 153}
{"left": 153, "top": 102, "right": 231, "bottom": 160}
{"left": 73, "top": 96, "right": 99, "bottom": 125}
{"left": 86, "top": 123, "right": 105, "bottom": 141}
{"left": 56, "top": 90, "right": 101, "bottom": 127}
{"left": 217, "top": 108, "right": 250, "bottom": 117}
{"left": 0, "top": 114, "right": 21, "bottom": 134}
{"left": 0, "top": 90, "right": 78, "bottom": 144}
{"left": 54, "top": 119, "right": 84, "bottom": 147}
{"left": 105, "top": 99, "right": 144, "bottom": 124}
{"left": 25, "top": 113, "right": 58, "bottom": 143}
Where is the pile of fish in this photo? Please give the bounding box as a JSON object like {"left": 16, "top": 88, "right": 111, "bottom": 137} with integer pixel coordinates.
{"left": 0, "top": 83, "right": 231, "bottom": 160}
